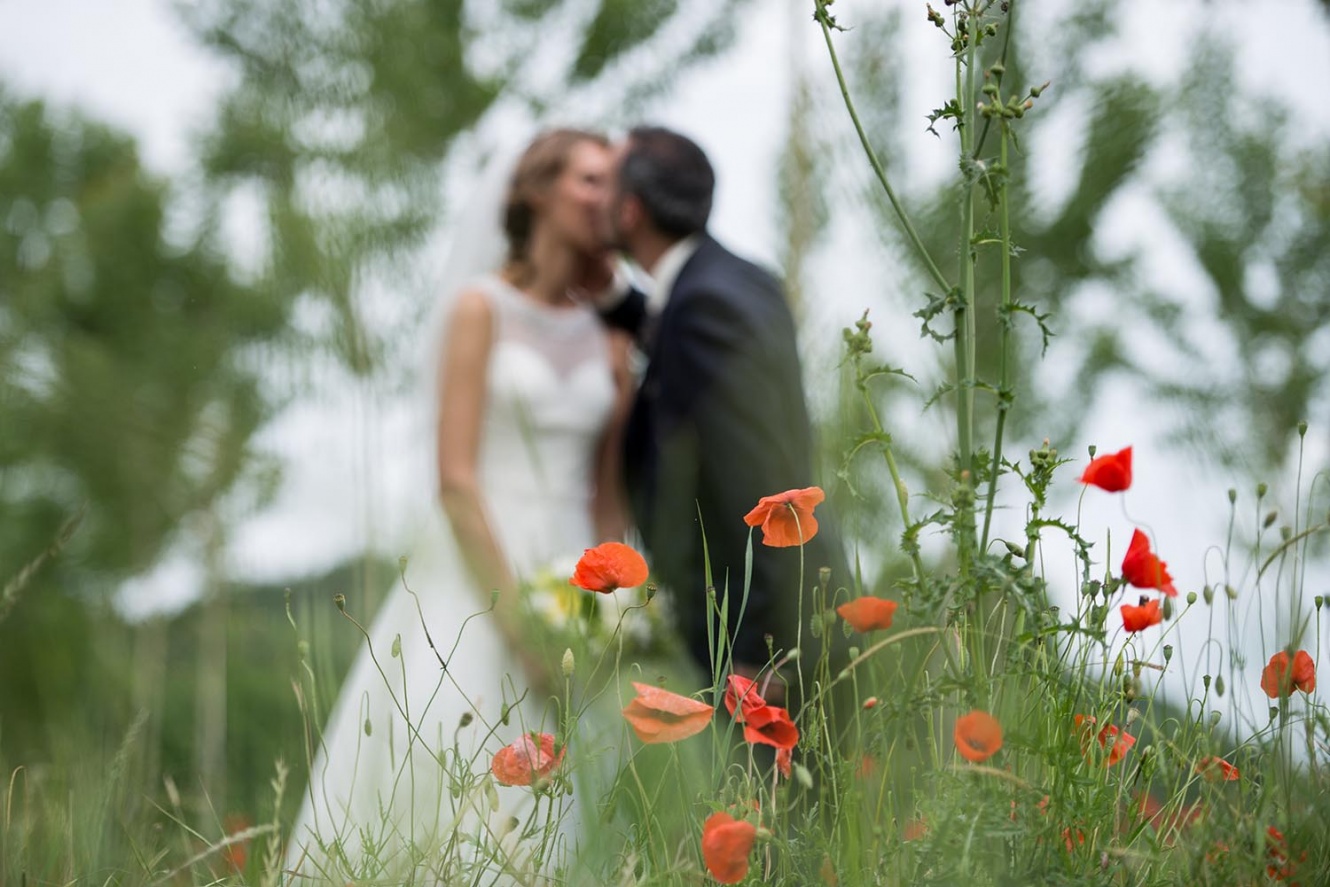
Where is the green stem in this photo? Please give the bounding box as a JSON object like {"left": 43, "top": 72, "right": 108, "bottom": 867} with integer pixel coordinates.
{"left": 980, "top": 123, "right": 1013, "bottom": 553}
{"left": 858, "top": 377, "right": 927, "bottom": 585}
{"left": 814, "top": 2, "right": 951, "bottom": 295}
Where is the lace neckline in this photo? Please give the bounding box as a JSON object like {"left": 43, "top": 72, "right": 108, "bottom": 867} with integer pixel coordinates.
{"left": 487, "top": 275, "right": 589, "bottom": 319}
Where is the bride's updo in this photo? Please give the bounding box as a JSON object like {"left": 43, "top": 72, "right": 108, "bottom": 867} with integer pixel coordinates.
{"left": 503, "top": 128, "right": 608, "bottom": 276}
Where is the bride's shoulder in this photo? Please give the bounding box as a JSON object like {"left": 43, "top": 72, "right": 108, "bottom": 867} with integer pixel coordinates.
{"left": 445, "top": 281, "right": 498, "bottom": 333}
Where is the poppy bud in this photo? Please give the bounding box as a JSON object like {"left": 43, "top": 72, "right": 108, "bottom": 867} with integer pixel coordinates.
{"left": 1269, "top": 707, "right": 1279, "bottom": 721}
{"left": 863, "top": 696, "right": 879, "bottom": 710}
{"left": 391, "top": 634, "right": 401, "bottom": 658}
{"left": 785, "top": 648, "right": 801, "bottom": 662}
{"left": 1087, "top": 444, "right": 1098, "bottom": 458}
{"left": 1162, "top": 597, "right": 1174, "bottom": 620}
{"left": 562, "top": 648, "right": 575, "bottom": 678}
{"left": 1316, "top": 596, "right": 1325, "bottom": 610}
{"left": 501, "top": 703, "right": 511, "bottom": 726}
{"left": 298, "top": 639, "right": 309, "bottom": 658}
{"left": 1163, "top": 645, "right": 1173, "bottom": 663}
{"left": 818, "top": 566, "right": 831, "bottom": 588}
{"left": 1203, "top": 586, "right": 1215, "bottom": 605}
{"left": 334, "top": 593, "right": 346, "bottom": 612}
{"left": 849, "top": 647, "right": 860, "bottom": 660}
{"left": 1225, "top": 585, "right": 1238, "bottom": 600}
{"left": 1113, "top": 652, "right": 1124, "bottom": 677}
{"left": 1202, "top": 674, "right": 1211, "bottom": 691}
{"left": 1256, "top": 482, "right": 1268, "bottom": 499}
{"left": 1210, "top": 711, "right": 1222, "bottom": 728}
{"left": 1263, "top": 510, "right": 1278, "bottom": 529}
{"left": 1227, "top": 488, "right": 1237, "bottom": 504}
{"left": 364, "top": 717, "right": 373, "bottom": 737}
{"left": 1215, "top": 674, "right": 1225, "bottom": 697}
{"left": 1280, "top": 526, "right": 1292, "bottom": 541}
{"left": 1186, "top": 591, "right": 1197, "bottom": 606}
{"left": 1298, "top": 420, "right": 1308, "bottom": 437}
{"left": 645, "top": 583, "right": 657, "bottom": 601}
{"left": 458, "top": 712, "right": 473, "bottom": 728}
{"left": 1006, "top": 541, "right": 1026, "bottom": 559}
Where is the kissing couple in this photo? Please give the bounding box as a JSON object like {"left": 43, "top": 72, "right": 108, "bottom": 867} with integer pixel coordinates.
{"left": 287, "top": 126, "right": 847, "bottom": 882}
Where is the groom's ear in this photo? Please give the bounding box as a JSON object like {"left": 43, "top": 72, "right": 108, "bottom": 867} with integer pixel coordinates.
{"left": 619, "top": 193, "right": 645, "bottom": 234}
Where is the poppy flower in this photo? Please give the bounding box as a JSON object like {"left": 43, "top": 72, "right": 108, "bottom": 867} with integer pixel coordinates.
{"left": 1074, "top": 715, "right": 1135, "bottom": 766}
{"left": 621, "top": 682, "right": 713, "bottom": 744}
{"left": 953, "top": 710, "right": 1003, "bottom": 763}
{"left": 1196, "top": 756, "right": 1240, "bottom": 782}
{"left": 743, "top": 486, "right": 824, "bottom": 547}
{"left": 490, "top": 732, "right": 565, "bottom": 786}
{"left": 570, "top": 541, "right": 649, "bottom": 593}
{"left": 1080, "top": 446, "right": 1132, "bottom": 492}
{"left": 836, "top": 596, "right": 898, "bottom": 633}
{"left": 742, "top": 703, "right": 799, "bottom": 750}
{"left": 1260, "top": 649, "right": 1317, "bottom": 698}
{"left": 723, "top": 674, "right": 767, "bottom": 723}
{"left": 701, "top": 811, "right": 757, "bottom": 883}
{"left": 1120, "top": 529, "right": 1178, "bottom": 597}
{"left": 221, "top": 814, "right": 251, "bottom": 872}
{"left": 1265, "top": 825, "right": 1306, "bottom": 882}
{"left": 1120, "top": 597, "right": 1162, "bottom": 632}
{"left": 775, "top": 746, "right": 792, "bottom": 779}
{"left": 902, "top": 818, "right": 928, "bottom": 842}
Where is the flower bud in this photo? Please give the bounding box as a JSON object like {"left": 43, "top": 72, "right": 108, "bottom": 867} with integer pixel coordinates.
{"left": 1162, "top": 597, "right": 1174, "bottom": 620}
{"left": 1227, "top": 488, "right": 1237, "bottom": 504}
{"left": 1214, "top": 674, "right": 1225, "bottom": 697}
{"left": 1087, "top": 444, "right": 1098, "bottom": 458}
{"left": 1203, "top": 586, "right": 1215, "bottom": 605}
{"left": 391, "top": 634, "right": 401, "bottom": 658}
{"left": 849, "top": 646, "right": 860, "bottom": 660}
{"left": 1257, "top": 482, "right": 1268, "bottom": 499}
{"left": 562, "top": 648, "right": 575, "bottom": 678}
{"left": 784, "top": 648, "right": 801, "bottom": 662}
{"left": 862, "top": 696, "right": 879, "bottom": 710}
{"left": 1298, "top": 419, "right": 1308, "bottom": 437}
{"left": 459, "top": 711, "right": 474, "bottom": 728}
{"left": 1202, "top": 674, "right": 1211, "bottom": 691}
{"left": 1316, "top": 595, "right": 1325, "bottom": 610}
{"left": 645, "top": 583, "right": 657, "bottom": 601}
{"left": 363, "top": 717, "right": 373, "bottom": 737}
{"left": 1263, "top": 509, "right": 1278, "bottom": 529}
{"left": 1269, "top": 706, "right": 1279, "bottom": 721}
{"left": 1030, "top": 81, "right": 1049, "bottom": 98}
{"left": 1113, "top": 651, "right": 1124, "bottom": 677}
{"left": 1163, "top": 644, "right": 1173, "bottom": 663}
{"left": 1186, "top": 591, "right": 1197, "bottom": 606}
{"left": 1210, "top": 711, "right": 1222, "bottom": 728}
{"left": 1225, "top": 585, "right": 1238, "bottom": 601}
{"left": 334, "top": 593, "right": 346, "bottom": 612}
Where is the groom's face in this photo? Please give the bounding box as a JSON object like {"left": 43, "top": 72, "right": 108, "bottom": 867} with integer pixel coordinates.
{"left": 601, "top": 140, "right": 637, "bottom": 251}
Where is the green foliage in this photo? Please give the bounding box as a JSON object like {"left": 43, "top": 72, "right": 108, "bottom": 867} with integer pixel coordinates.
{"left": 574, "top": 0, "right": 681, "bottom": 81}
{"left": 0, "top": 96, "right": 287, "bottom": 586}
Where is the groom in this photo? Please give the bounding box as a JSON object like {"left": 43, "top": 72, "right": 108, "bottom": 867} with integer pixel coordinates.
{"left": 598, "top": 126, "right": 846, "bottom": 685}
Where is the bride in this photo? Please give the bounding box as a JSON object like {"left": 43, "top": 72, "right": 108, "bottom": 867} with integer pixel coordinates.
{"left": 287, "top": 129, "right": 633, "bottom": 883}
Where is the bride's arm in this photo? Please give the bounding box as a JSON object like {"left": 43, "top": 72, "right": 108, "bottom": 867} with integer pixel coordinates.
{"left": 592, "top": 331, "right": 635, "bottom": 541}
{"left": 436, "top": 289, "right": 517, "bottom": 601}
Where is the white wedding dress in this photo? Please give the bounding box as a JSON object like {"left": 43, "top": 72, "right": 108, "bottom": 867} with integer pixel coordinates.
{"left": 288, "top": 275, "right": 616, "bottom": 884}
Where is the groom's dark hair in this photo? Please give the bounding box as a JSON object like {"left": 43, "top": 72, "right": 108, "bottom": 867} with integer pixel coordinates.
{"left": 621, "top": 126, "right": 714, "bottom": 237}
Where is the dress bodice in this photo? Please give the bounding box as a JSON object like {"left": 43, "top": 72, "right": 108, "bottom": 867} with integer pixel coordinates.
{"left": 470, "top": 275, "right": 615, "bottom": 572}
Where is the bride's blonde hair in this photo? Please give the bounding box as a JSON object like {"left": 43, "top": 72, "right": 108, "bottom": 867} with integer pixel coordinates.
{"left": 503, "top": 128, "right": 608, "bottom": 282}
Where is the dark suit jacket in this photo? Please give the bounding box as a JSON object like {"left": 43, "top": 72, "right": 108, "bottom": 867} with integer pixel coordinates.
{"left": 604, "top": 235, "right": 848, "bottom": 673}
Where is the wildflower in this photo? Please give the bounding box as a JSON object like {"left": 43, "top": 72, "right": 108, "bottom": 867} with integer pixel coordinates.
{"left": 953, "top": 710, "right": 1003, "bottom": 763}
{"left": 723, "top": 674, "right": 767, "bottom": 723}
{"left": 221, "top": 814, "right": 251, "bottom": 872}
{"left": 1120, "top": 597, "right": 1162, "bottom": 632}
{"left": 902, "top": 818, "right": 928, "bottom": 842}
{"left": 701, "top": 812, "right": 757, "bottom": 884}
{"left": 1074, "top": 715, "right": 1135, "bottom": 766}
{"left": 836, "top": 596, "right": 898, "bottom": 632}
{"left": 775, "top": 746, "right": 792, "bottom": 779}
{"left": 1196, "top": 756, "right": 1239, "bottom": 782}
{"left": 862, "top": 696, "right": 879, "bottom": 710}
{"left": 1261, "top": 649, "right": 1316, "bottom": 698}
{"left": 1121, "top": 529, "right": 1178, "bottom": 597}
{"left": 1061, "top": 826, "right": 1087, "bottom": 854}
{"left": 1265, "top": 825, "right": 1306, "bottom": 882}
{"left": 621, "top": 682, "right": 713, "bottom": 744}
{"left": 570, "top": 541, "right": 649, "bottom": 593}
{"left": 490, "top": 733, "right": 565, "bottom": 786}
{"left": 743, "top": 486, "right": 824, "bottom": 547}
{"left": 1080, "top": 445, "right": 1132, "bottom": 492}
{"left": 742, "top": 703, "right": 799, "bottom": 750}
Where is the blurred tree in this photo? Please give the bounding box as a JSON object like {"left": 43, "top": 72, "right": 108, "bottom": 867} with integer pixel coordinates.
{"left": 183, "top": 0, "right": 752, "bottom": 375}
{"left": 0, "top": 93, "right": 289, "bottom": 595}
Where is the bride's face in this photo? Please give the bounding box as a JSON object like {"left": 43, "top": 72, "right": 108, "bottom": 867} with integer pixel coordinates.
{"left": 540, "top": 139, "right": 612, "bottom": 255}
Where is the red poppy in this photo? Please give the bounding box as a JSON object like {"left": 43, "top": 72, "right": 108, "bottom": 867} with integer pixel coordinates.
{"left": 621, "top": 682, "right": 713, "bottom": 744}
{"left": 221, "top": 814, "right": 251, "bottom": 872}
{"left": 902, "top": 818, "right": 928, "bottom": 842}
{"left": 743, "top": 486, "right": 824, "bottom": 547}
{"left": 1195, "top": 756, "right": 1239, "bottom": 782}
{"left": 701, "top": 812, "right": 757, "bottom": 884}
{"left": 1120, "top": 529, "right": 1178, "bottom": 597}
{"left": 1074, "top": 715, "right": 1136, "bottom": 766}
{"left": 1061, "top": 826, "right": 1087, "bottom": 854}
{"left": 742, "top": 703, "right": 799, "bottom": 751}
{"left": 490, "top": 732, "right": 566, "bottom": 786}
{"left": 1265, "top": 825, "right": 1306, "bottom": 882}
{"left": 570, "top": 541, "right": 649, "bottom": 593}
{"left": 1120, "top": 597, "right": 1162, "bottom": 632}
{"left": 836, "top": 596, "right": 898, "bottom": 632}
{"left": 953, "top": 710, "right": 1003, "bottom": 763}
{"left": 1261, "top": 650, "right": 1316, "bottom": 698}
{"left": 1079, "top": 446, "right": 1132, "bottom": 492}
{"left": 723, "top": 674, "right": 767, "bottom": 723}
{"left": 775, "top": 746, "right": 792, "bottom": 779}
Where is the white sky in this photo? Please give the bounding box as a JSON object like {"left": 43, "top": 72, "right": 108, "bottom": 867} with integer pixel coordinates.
{"left": 4, "top": 0, "right": 1329, "bottom": 726}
